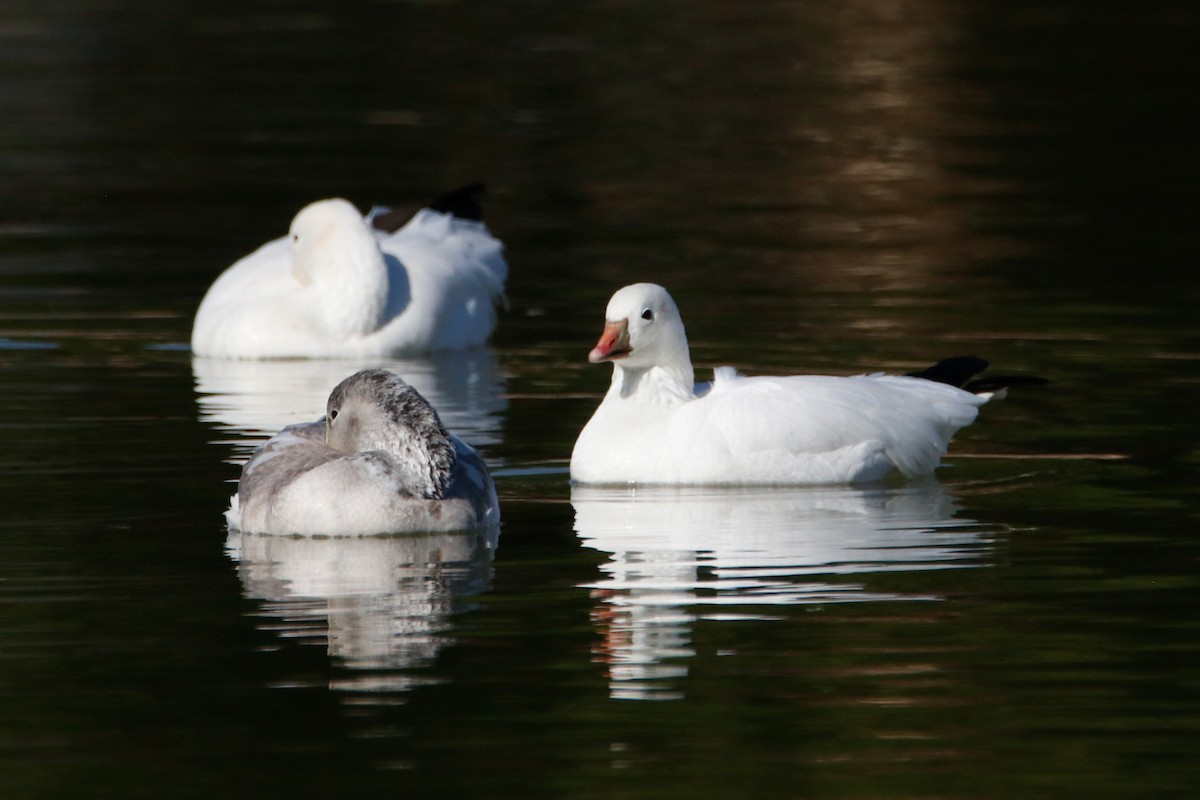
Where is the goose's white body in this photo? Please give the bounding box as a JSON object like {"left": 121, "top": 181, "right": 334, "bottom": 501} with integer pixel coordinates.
{"left": 192, "top": 199, "right": 507, "bottom": 359}
{"left": 570, "top": 283, "right": 996, "bottom": 486}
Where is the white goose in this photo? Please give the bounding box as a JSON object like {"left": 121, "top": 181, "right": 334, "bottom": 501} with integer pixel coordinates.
{"left": 227, "top": 369, "right": 499, "bottom": 536}
{"left": 191, "top": 185, "right": 507, "bottom": 359}
{"left": 571, "top": 283, "right": 1042, "bottom": 485}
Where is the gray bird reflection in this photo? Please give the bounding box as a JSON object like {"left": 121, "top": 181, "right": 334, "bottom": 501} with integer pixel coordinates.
{"left": 200, "top": 351, "right": 505, "bottom": 696}
{"left": 227, "top": 526, "right": 498, "bottom": 694}
{"left": 192, "top": 349, "right": 507, "bottom": 464}
{"left": 572, "top": 482, "right": 996, "bottom": 700}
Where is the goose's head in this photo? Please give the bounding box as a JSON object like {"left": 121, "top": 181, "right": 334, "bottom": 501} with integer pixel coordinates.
{"left": 288, "top": 198, "right": 376, "bottom": 285}
{"left": 588, "top": 283, "right": 692, "bottom": 373}
{"left": 288, "top": 198, "right": 390, "bottom": 337}
{"left": 325, "top": 369, "right": 456, "bottom": 499}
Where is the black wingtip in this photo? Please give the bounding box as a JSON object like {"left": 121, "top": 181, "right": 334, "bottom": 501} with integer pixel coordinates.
{"left": 906, "top": 356, "right": 990, "bottom": 388}
{"left": 368, "top": 206, "right": 411, "bottom": 233}
{"left": 427, "top": 182, "right": 487, "bottom": 222}
{"left": 907, "top": 355, "right": 1048, "bottom": 394}
{"left": 368, "top": 183, "right": 489, "bottom": 233}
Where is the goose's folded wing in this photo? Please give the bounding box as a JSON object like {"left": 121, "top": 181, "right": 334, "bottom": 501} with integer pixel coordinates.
{"left": 671, "top": 373, "right": 985, "bottom": 480}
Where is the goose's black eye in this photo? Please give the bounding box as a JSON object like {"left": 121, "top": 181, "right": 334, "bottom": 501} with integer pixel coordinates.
{"left": 329, "top": 408, "right": 339, "bottom": 421}
{"left": 641, "top": 308, "right": 654, "bottom": 321}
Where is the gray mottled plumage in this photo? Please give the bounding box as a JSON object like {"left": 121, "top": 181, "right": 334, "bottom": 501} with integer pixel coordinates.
{"left": 326, "top": 369, "right": 456, "bottom": 499}
{"left": 229, "top": 369, "right": 499, "bottom": 535}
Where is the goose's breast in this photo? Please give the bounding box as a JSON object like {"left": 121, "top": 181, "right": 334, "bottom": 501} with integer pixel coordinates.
{"left": 571, "top": 403, "right": 677, "bottom": 483}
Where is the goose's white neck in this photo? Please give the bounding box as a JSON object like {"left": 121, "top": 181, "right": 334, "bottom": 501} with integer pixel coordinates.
{"left": 609, "top": 361, "right": 696, "bottom": 407}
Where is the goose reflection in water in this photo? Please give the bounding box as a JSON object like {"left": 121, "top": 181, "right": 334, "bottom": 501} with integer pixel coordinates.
{"left": 192, "top": 349, "right": 507, "bottom": 463}
{"left": 572, "top": 482, "right": 997, "bottom": 700}
{"left": 227, "top": 526, "right": 498, "bottom": 694}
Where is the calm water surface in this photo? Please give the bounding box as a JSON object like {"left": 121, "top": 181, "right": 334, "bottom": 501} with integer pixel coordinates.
{"left": 2, "top": 1, "right": 1199, "bottom": 798}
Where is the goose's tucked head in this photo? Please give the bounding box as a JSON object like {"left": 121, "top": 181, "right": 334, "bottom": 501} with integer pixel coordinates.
{"left": 288, "top": 199, "right": 370, "bottom": 283}
{"left": 325, "top": 369, "right": 456, "bottom": 499}
{"left": 589, "top": 283, "right": 692, "bottom": 374}
{"left": 288, "top": 198, "right": 390, "bottom": 336}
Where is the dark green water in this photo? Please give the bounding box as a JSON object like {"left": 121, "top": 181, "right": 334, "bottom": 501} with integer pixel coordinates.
{"left": 2, "top": 1, "right": 1199, "bottom": 798}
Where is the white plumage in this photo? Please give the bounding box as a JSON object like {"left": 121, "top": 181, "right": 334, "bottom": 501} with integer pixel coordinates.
{"left": 570, "top": 283, "right": 1015, "bottom": 486}
{"left": 191, "top": 193, "right": 507, "bottom": 359}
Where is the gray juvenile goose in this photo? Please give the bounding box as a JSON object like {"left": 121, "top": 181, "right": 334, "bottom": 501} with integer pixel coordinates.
{"left": 228, "top": 369, "right": 499, "bottom": 535}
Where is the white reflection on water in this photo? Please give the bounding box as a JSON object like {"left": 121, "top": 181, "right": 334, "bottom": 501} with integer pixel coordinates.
{"left": 192, "top": 349, "right": 507, "bottom": 462}
{"left": 227, "top": 527, "right": 498, "bottom": 694}
{"left": 572, "top": 482, "right": 995, "bottom": 700}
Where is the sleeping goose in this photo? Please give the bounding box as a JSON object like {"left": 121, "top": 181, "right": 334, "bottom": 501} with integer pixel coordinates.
{"left": 191, "top": 185, "right": 507, "bottom": 359}
{"left": 570, "top": 282, "right": 1043, "bottom": 485}
{"left": 227, "top": 369, "right": 499, "bottom": 535}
